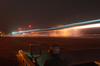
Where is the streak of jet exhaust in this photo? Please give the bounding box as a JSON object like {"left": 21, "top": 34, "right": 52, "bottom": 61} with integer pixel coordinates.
{"left": 12, "top": 19, "right": 100, "bottom": 34}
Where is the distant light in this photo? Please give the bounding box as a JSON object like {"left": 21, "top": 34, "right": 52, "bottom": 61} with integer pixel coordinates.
{"left": 12, "top": 32, "right": 15, "bottom": 34}
{"left": 29, "top": 25, "right": 31, "bottom": 28}
{"left": 18, "top": 28, "right": 21, "bottom": 30}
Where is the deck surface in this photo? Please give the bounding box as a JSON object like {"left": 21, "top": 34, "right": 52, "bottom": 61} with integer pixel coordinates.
{"left": 0, "top": 37, "right": 100, "bottom": 66}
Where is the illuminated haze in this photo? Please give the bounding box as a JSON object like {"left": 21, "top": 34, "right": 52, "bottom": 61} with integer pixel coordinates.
{"left": 7, "top": 23, "right": 100, "bottom": 37}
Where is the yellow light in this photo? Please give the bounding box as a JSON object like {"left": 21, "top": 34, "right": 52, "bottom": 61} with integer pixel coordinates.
{"left": 1, "top": 34, "right": 3, "bottom": 36}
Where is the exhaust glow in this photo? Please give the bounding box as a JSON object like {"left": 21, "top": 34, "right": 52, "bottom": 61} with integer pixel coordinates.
{"left": 10, "top": 19, "right": 100, "bottom": 37}
{"left": 12, "top": 19, "right": 100, "bottom": 34}
{"left": 74, "top": 23, "right": 100, "bottom": 29}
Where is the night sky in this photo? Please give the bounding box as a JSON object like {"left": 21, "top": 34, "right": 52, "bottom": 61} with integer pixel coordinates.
{"left": 0, "top": 0, "right": 100, "bottom": 33}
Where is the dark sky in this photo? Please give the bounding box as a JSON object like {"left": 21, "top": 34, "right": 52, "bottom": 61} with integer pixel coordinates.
{"left": 0, "top": 0, "right": 100, "bottom": 33}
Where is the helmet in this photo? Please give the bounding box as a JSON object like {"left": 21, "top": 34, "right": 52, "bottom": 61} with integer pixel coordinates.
{"left": 49, "top": 44, "right": 61, "bottom": 56}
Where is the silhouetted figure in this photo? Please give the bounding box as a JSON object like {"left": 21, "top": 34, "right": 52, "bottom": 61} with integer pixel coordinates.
{"left": 43, "top": 44, "right": 67, "bottom": 66}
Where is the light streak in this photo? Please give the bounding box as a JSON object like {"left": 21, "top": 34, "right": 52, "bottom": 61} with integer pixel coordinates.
{"left": 74, "top": 23, "right": 100, "bottom": 29}
{"left": 12, "top": 19, "right": 100, "bottom": 34}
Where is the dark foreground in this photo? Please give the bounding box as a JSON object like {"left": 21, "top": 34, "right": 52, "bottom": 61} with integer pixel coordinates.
{"left": 0, "top": 37, "right": 100, "bottom": 66}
